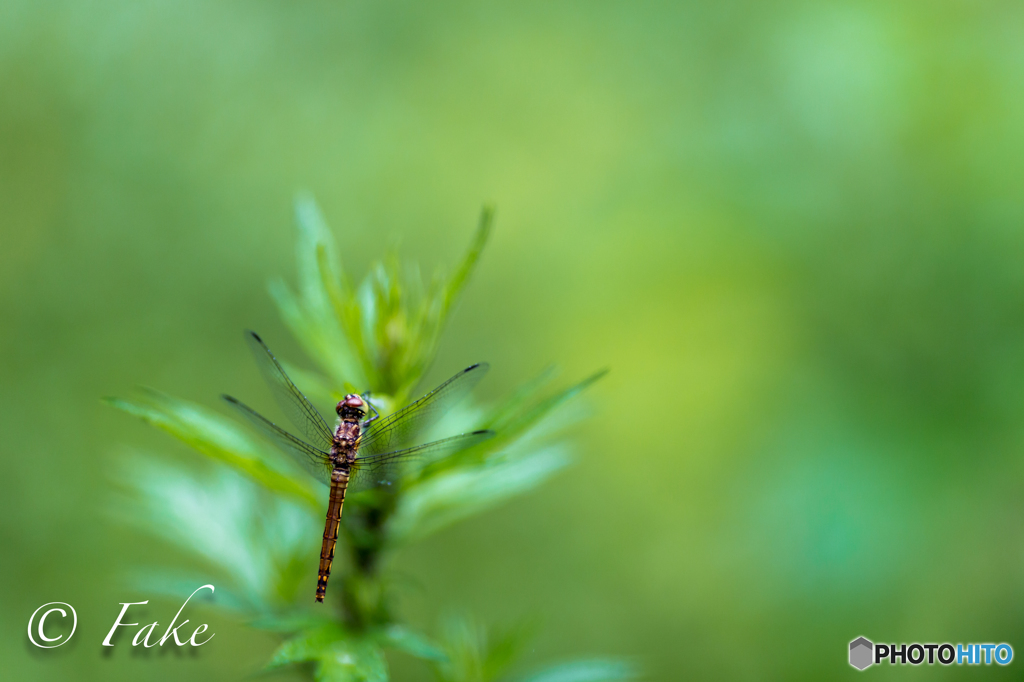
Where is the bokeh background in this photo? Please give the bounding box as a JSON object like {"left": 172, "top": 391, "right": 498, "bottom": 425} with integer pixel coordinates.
{"left": 4, "top": 0, "right": 1024, "bottom": 679}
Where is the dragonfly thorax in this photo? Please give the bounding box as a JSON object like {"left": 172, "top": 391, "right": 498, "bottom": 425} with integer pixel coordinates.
{"left": 331, "top": 420, "right": 361, "bottom": 467}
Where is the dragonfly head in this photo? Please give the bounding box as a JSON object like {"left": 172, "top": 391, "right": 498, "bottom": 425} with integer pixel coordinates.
{"left": 337, "top": 394, "right": 366, "bottom": 419}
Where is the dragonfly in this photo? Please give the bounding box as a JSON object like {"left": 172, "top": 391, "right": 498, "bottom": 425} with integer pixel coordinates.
{"left": 223, "top": 331, "right": 492, "bottom": 602}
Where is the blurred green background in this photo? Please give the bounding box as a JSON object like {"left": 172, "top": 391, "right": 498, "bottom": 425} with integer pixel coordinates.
{"left": 4, "top": 0, "right": 1024, "bottom": 679}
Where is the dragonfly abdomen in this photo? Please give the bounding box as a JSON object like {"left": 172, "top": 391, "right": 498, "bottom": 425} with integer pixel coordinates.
{"left": 316, "top": 468, "right": 350, "bottom": 603}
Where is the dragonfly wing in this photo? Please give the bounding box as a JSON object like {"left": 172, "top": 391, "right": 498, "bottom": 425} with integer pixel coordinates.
{"left": 360, "top": 363, "right": 489, "bottom": 457}
{"left": 349, "top": 430, "right": 494, "bottom": 493}
{"left": 246, "top": 331, "right": 335, "bottom": 451}
{"left": 223, "top": 395, "right": 334, "bottom": 485}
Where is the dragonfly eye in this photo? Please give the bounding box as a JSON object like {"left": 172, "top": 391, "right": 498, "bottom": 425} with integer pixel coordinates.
{"left": 337, "top": 394, "right": 365, "bottom": 416}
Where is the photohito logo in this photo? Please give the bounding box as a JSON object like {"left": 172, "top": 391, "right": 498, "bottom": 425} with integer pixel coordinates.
{"left": 849, "top": 636, "right": 1013, "bottom": 670}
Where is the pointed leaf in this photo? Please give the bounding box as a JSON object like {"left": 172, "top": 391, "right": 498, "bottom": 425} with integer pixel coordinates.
{"left": 268, "top": 623, "right": 347, "bottom": 669}
{"left": 317, "top": 638, "right": 389, "bottom": 682}
{"left": 377, "top": 624, "right": 447, "bottom": 662}
{"left": 318, "top": 244, "right": 374, "bottom": 387}
{"left": 105, "top": 391, "right": 321, "bottom": 509}
{"left": 390, "top": 446, "right": 571, "bottom": 543}
{"left": 127, "top": 569, "right": 253, "bottom": 615}
{"left": 412, "top": 207, "right": 494, "bottom": 384}
{"left": 440, "top": 205, "right": 494, "bottom": 316}
{"left": 483, "top": 620, "right": 538, "bottom": 680}
{"left": 267, "top": 194, "right": 365, "bottom": 387}
{"left": 486, "top": 370, "right": 607, "bottom": 451}
{"left": 481, "top": 366, "right": 559, "bottom": 434}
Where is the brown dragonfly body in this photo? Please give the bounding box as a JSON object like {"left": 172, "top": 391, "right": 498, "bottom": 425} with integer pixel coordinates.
{"left": 317, "top": 398, "right": 363, "bottom": 602}
{"left": 224, "top": 331, "right": 491, "bottom": 603}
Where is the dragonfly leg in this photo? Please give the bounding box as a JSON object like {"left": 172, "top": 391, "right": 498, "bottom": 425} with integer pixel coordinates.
{"left": 362, "top": 391, "right": 381, "bottom": 424}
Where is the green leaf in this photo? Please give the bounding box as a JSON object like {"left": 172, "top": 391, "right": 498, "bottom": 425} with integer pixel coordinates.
{"left": 268, "top": 623, "right": 347, "bottom": 669}
{"left": 127, "top": 569, "right": 253, "bottom": 615}
{"left": 411, "top": 206, "right": 494, "bottom": 389}
{"left": 317, "top": 639, "right": 389, "bottom": 682}
{"left": 269, "top": 194, "right": 366, "bottom": 389}
{"left": 105, "top": 390, "right": 322, "bottom": 510}
{"left": 481, "top": 365, "right": 559, "bottom": 434}
{"left": 513, "top": 659, "right": 641, "bottom": 682}
{"left": 281, "top": 358, "right": 356, "bottom": 406}
{"left": 377, "top": 624, "right": 448, "bottom": 662}
{"left": 483, "top": 369, "right": 608, "bottom": 451}
{"left": 270, "top": 625, "right": 389, "bottom": 682}
{"left": 390, "top": 446, "right": 571, "bottom": 543}
{"left": 318, "top": 243, "right": 375, "bottom": 389}
{"left": 268, "top": 279, "right": 354, "bottom": 390}
{"left": 444, "top": 205, "right": 494, "bottom": 307}
{"left": 431, "top": 614, "right": 534, "bottom": 682}
{"left": 294, "top": 192, "right": 344, "bottom": 298}
{"left": 482, "top": 620, "right": 537, "bottom": 681}
{"left": 111, "top": 454, "right": 319, "bottom": 610}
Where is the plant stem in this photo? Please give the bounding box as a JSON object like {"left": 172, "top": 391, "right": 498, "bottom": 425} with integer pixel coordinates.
{"left": 339, "top": 495, "right": 397, "bottom": 630}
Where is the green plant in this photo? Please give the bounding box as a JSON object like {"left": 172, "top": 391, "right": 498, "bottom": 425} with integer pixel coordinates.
{"left": 107, "top": 198, "right": 636, "bottom": 682}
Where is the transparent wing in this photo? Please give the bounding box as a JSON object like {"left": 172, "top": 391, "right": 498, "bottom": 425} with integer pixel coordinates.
{"left": 360, "top": 363, "right": 489, "bottom": 457}
{"left": 246, "top": 330, "right": 334, "bottom": 451}
{"left": 223, "top": 394, "right": 333, "bottom": 485}
{"left": 349, "top": 430, "right": 494, "bottom": 493}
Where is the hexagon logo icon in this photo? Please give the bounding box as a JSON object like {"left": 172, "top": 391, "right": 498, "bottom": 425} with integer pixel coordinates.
{"left": 850, "top": 637, "right": 874, "bottom": 670}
